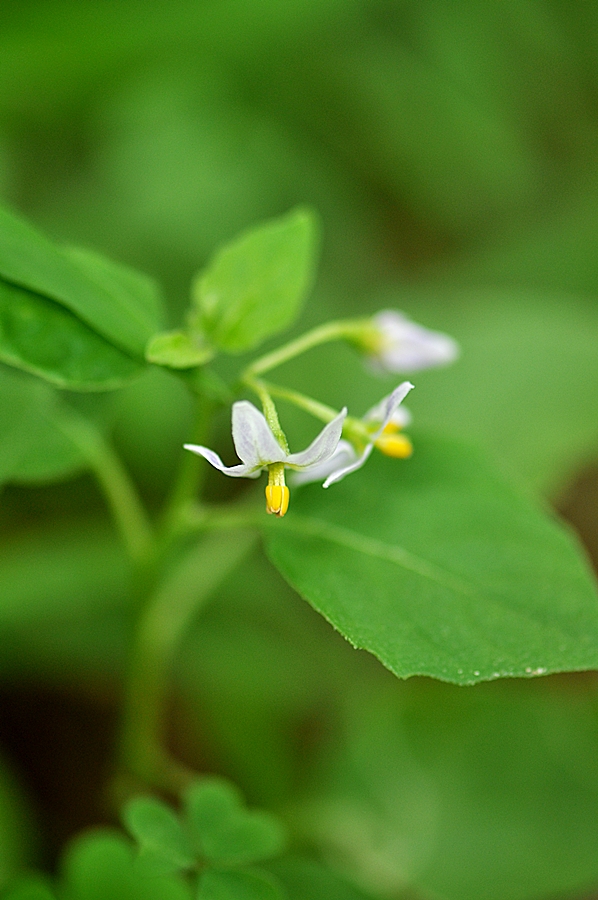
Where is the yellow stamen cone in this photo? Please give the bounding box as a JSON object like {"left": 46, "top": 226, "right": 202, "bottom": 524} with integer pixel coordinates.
{"left": 375, "top": 433, "right": 413, "bottom": 459}
{"left": 265, "top": 484, "right": 290, "bottom": 517}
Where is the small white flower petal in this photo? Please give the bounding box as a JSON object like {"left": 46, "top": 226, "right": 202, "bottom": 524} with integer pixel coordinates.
{"left": 365, "top": 400, "right": 411, "bottom": 429}
{"left": 286, "top": 407, "right": 347, "bottom": 469}
{"left": 290, "top": 439, "right": 357, "bottom": 486}
{"left": 372, "top": 310, "right": 459, "bottom": 373}
{"left": 365, "top": 381, "right": 414, "bottom": 440}
{"left": 183, "top": 444, "right": 262, "bottom": 478}
{"left": 231, "top": 401, "right": 287, "bottom": 467}
{"left": 323, "top": 443, "right": 374, "bottom": 488}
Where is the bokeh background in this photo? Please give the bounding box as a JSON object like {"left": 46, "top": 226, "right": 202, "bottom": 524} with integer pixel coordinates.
{"left": 1, "top": 2, "right": 598, "bottom": 899}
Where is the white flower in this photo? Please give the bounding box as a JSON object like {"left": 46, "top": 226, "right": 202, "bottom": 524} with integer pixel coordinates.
{"left": 292, "top": 381, "right": 414, "bottom": 488}
{"left": 184, "top": 400, "right": 347, "bottom": 516}
{"left": 369, "top": 310, "right": 459, "bottom": 373}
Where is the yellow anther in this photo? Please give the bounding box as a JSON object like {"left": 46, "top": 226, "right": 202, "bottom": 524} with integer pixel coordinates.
{"left": 375, "top": 433, "right": 413, "bottom": 459}
{"left": 265, "top": 484, "right": 290, "bottom": 517}
{"left": 381, "top": 421, "right": 400, "bottom": 435}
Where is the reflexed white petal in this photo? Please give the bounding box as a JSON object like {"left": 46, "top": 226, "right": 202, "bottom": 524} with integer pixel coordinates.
{"left": 290, "top": 439, "right": 357, "bottom": 486}
{"left": 365, "top": 382, "right": 414, "bottom": 437}
{"left": 231, "top": 401, "right": 287, "bottom": 467}
{"left": 323, "top": 443, "right": 374, "bottom": 488}
{"left": 372, "top": 310, "right": 459, "bottom": 373}
{"left": 286, "top": 407, "right": 347, "bottom": 469}
{"left": 183, "top": 444, "right": 262, "bottom": 477}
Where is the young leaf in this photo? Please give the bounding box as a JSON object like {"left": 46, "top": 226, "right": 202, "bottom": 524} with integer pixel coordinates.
{"left": 146, "top": 330, "right": 214, "bottom": 369}
{"left": 264, "top": 434, "right": 598, "bottom": 685}
{"left": 0, "top": 204, "right": 163, "bottom": 358}
{"left": 0, "top": 280, "right": 143, "bottom": 390}
{"left": 192, "top": 208, "right": 318, "bottom": 353}
{"left": 197, "top": 868, "right": 286, "bottom": 900}
{"left": 122, "top": 797, "right": 195, "bottom": 872}
{"left": 185, "top": 779, "right": 286, "bottom": 866}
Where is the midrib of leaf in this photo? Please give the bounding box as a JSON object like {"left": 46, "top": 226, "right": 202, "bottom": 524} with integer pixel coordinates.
{"left": 279, "top": 515, "right": 477, "bottom": 597}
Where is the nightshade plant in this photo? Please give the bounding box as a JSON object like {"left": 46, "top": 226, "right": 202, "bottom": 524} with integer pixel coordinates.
{"left": 1, "top": 201, "right": 598, "bottom": 900}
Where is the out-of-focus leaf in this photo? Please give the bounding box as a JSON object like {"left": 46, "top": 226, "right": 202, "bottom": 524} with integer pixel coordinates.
{"left": 186, "top": 779, "right": 286, "bottom": 867}
{"left": 266, "top": 857, "right": 374, "bottom": 900}
{"left": 122, "top": 798, "right": 194, "bottom": 874}
{"left": 394, "top": 290, "right": 598, "bottom": 494}
{"left": 0, "top": 204, "right": 162, "bottom": 357}
{"left": 300, "top": 678, "right": 598, "bottom": 900}
{"left": 265, "top": 436, "right": 598, "bottom": 685}
{"left": 197, "top": 868, "right": 285, "bottom": 900}
{"left": 1, "top": 879, "right": 56, "bottom": 900}
{"left": 192, "top": 208, "right": 318, "bottom": 353}
{"left": 0, "top": 367, "right": 84, "bottom": 485}
{"left": 0, "top": 280, "right": 143, "bottom": 390}
{"left": 145, "top": 330, "right": 214, "bottom": 369}
{"left": 60, "top": 830, "right": 192, "bottom": 900}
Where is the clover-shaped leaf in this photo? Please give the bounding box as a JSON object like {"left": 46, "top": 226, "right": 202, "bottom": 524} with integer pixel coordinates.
{"left": 185, "top": 779, "right": 286, "bottom": 867}
{"left": 123, "top": 797, "right": 195, "bottom": 874}
{"left": 197, "top": 868, "right": 286, "bottom": 900}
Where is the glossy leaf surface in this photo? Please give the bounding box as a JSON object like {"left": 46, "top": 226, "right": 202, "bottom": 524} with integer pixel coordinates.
{"left": 265, "top": 434, "right": 598, "bottom": 684}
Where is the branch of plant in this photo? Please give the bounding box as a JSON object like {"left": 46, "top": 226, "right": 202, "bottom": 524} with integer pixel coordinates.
{"left": 119, "top": 528, "right": 258, "bottom": 794}
{"left": 56, "top": 407, "right": 155, "bottom": 566}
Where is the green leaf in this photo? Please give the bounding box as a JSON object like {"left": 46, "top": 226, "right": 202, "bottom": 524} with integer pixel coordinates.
{"left": 0, "top": 367, "right": 84, "bottom": 485}
{"left": 266, "top": 857, "right": 373, "bottom": 900}
{"left": 192, "top": 208, "right": 318, "bottom": 353}
{"left": 197, "top": 869, "right": 285, "bottom": 900}
{"left": 301, "top": 679, "right": 598, "bottom": 900}
{"left": 0, "top": 280, "right": 143, "bottom": 390}
{"left": 186, "top": 780, "right": 286, "bottom": 867}
{"left": 123, "top": 797, "right": 195, "bottom": 874}
{"left": 146, "top": 330, "right": 214, "bottom": 369}
{"left": 1, "top": 879, "right": 56, "bottom": 900}
{"left": 60, "top": 830, "right": 192, "bottom": 900}
{"left": 264, "top": 434, "right": 598, "bottom": 685}
{"left": 0, "top": 204, "right": 162, "bottom": 357}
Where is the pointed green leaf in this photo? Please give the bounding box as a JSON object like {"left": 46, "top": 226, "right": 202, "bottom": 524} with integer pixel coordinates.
{"left": 264, "top": 435, "right": 598, "bottom": 685}
{"left": 0, "top": 204, "right": 162, "bottom": 357}
{"left": 197, "top": 869, "right": 285, "bottom": 900}
{"left": 0, "top": 280, "right": 143, "bottom": 390}
{"left": 146, "top": 330, "right": 214, "bottom": 369}
{"left": 192, "top": 208, "right": 318, "bottom": 353}
{"left": 123, "top": 797, "right": 195, "bottom": 872}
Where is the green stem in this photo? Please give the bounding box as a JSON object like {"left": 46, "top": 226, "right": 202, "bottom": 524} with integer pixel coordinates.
{"left": 57, "top": 409, "right": 154, "bottom": 566}
{"left": 161, "top": 391, "right": 215, "bottom": 536}
{"left": 257, "top": 380, "right": 340, "bottom": 424}
{"left": 120, "top": 528, "right": 258, "bottom": 792}
{"left": 244, "top": 318, "right": 371, "bottom": 378}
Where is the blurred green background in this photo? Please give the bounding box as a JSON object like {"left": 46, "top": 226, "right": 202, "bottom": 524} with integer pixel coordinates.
{"left": 2, "top": 2, "right": 598, "bottom": 899}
